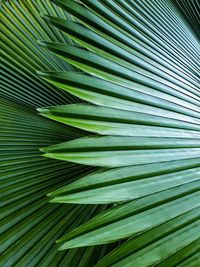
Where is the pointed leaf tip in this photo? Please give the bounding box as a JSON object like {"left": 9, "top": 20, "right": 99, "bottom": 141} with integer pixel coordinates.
{"left": 37, "top": 107, "right": 51, "bottom": 114}
{"left": 35, "top": 70, "right": 43, "bottom": 75}
{"left": 39, "top": 146, "right": 47, "bottom": 153}
{"left": 39, "top": 12, "right": 46, "bottom": 18}
{"left": 40, "top": 14, "right": 55, "bottom": 23}
{"left": 37, "top": 40, "right": 48, "bottom": 47}
{"left": 36, "top": 107, "right": 45, "bottom": 113}
{"left": 49, "top": 199, "right": 56, "bottom": 203}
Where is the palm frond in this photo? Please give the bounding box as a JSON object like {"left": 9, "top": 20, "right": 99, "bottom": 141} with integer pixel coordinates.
{"left": 1, "top": 0, "right": 79, "bottom": 108}
{"left": 37, "top": 0, "right": 200, "bottom": 265}
{"left": 1, "top": 0, "right": 200, "bottom": 266}
{"left": 0, "top": 1, "right": 112, "bottom": 266}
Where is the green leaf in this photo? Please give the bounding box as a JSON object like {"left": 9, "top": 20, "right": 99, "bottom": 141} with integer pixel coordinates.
{"left": 2, "top": 0, "right": 200, "bottom": 266}
{"left": 58, "top": 191, "right": 200, "bottom": 249}
{"left": 39, "top": 0, "right": 200, "bottom": 264}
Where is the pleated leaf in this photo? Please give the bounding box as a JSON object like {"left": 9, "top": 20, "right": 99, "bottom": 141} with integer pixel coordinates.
{"left": 38, "top": 0, "right": 200, "bottom": 265}
{"left": 1, "top": 0, "right": 200, "bottom": 266}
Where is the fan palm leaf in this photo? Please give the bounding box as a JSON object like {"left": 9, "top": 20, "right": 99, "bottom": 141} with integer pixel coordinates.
{"left": 1, "top": 1, "right": 112, "bottom": 266}
{"left": 1, "top": 0, "right": 200, "bottom": 266}
{"left": 37, "top": 0, "right": 200, "bottom": 265}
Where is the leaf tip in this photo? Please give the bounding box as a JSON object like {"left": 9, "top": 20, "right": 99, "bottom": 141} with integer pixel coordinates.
{"left": 56, "top": 239, "right": 62, "bottom": 244}
{"left": 36, "top": 70, "right": 45, "bottom": 76}
{"left": 36, "top": 107, "right": 50, "bottom": 115}
{"left": 37, "top": 40, "right": 48, "bottom": 48}
{"left": 39, "top": 146, "right": 47, "bottom": 153}
{"left": 49, "top": 198, "right": 56, "bottom": 203}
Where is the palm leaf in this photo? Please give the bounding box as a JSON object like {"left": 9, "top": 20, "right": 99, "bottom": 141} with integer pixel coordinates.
{"left": 1, "top": 0, "right": 79, "bottom": 108}
{"left": 1, "top": 1, "right": 113, "bottom": 266}
{"left": 1, "top": 0, "right": 200, "bottom": 266}
{"left": 37, "top": 0, "right": 200, "bottom": 265}
{"left": 0, "top": 98, "right": 106, "bottom": 266}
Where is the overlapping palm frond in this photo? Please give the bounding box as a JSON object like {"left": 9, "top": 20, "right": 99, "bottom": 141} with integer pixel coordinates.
{"left": 1, "top": 0, "right": 200, "bottom": 266}
{"left": 0, "top": 1, "right": 112, "bottom": 266}
{"left": 0, "top": 0, "right": 79, "bottom": 107}
{"left": 0, "top": 98, "right": 105, "bottom": 266}
{"left": 37, "top": 0, "right": 200, "bottom": 266}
